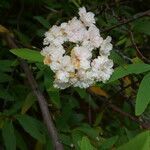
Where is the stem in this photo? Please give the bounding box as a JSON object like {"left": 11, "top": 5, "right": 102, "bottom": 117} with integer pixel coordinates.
{"left": 129, "top": 30, "right": 150, "bottom": 63}
{"left": 87, "top": 88, "right": 150, "bottom": 129}
{"left": 101, "top": 10, "right": 150, "bottom": 33}
{"left": 4, "top": 34, "right": 64, "bottom": 150}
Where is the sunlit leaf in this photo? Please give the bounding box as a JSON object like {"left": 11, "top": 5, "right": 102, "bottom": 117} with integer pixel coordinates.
{"left": 117, "top": 131, "right": 150, "bottom": 150}
{"left": 135, "top": 72, "right": 150, "bottom": 115}
{"left": 109, "top": 63, "right": 150, "bottom": 82}
{"left": 79, "top": 136, "right": 96, "bottom": 150}
{"left": 10, "top": 48, "right": 44, "bottom": 62}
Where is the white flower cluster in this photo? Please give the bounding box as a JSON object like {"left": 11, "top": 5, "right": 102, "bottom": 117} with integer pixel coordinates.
{"left": 41, "top": 7, "right": 114, "bottom": 89}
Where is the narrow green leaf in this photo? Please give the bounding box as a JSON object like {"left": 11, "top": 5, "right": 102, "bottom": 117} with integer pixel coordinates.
{"left": 75, "top": 124, "right": 99, "bottom": 139}
{"left": 72, "top": 130, "right": 84, "bottom": 150}
{"left": 117, "top": 131, "right": 150, "bottom": 150}
{"left": 48, "top": 89, "right": 61, "bottom": 108}
{"left": 109, "top": 51, "right": 125, "bottom": 65}
{"left": 60, "top": 134, "right": 72, "bottom": 146}
{"left": 16, "top": 115, "right": 46, "bottom": 143}
{"left": 75, "top": 88, "right": 98, "bottom": 108}
{"left": 2, "top": 121, "right": 16, "bottom": 150}
{"left": 44, "top": 70, "right": 61, "bottom": 108}
{"left": 109, "top": 63, "right": 150, "bottom": 82}
{"left": 0, "top": 72, "right": 12, "bottom": 83}
{"left": 15, "top": 129, "right": 28, "bottom": 150}
{"left": 34, "top": 16, "right": 50, "bottom": 29}
{"left": 10, "top": 48, "right": 43, "bottom": 62}
{"left": 21, "top": 92, "right": 36, "bottom": 114}
{"left": 79, "top": 136, "right": 96, "bottom": 150}
{"left": 4, "top": 101, "right": 23, "bottom": 116}
{"left": 0, "top": 60, "right": 14, "bottom": 72}
{"left": 45, "top": 138, "right": 53, "bottom": 150}
{"left": 74, "top": 88, "right": 88, "bottom": 99}
{"left": 0, "top": 88, "right": 14, "bottom": 101}
{"left": 100, "top": 136, "right": 118, "bottom": 150}
{"left": 125, "top": 128, "right": 139, "bottom": 140}
{"left": 133, "top": 19, "right": 150, "bottom": 36}
{"left": 14, "top": 30, "right": 30, "bottom": 45}
{"left": 135, "top": 72, "right": 150, "bottom": 115}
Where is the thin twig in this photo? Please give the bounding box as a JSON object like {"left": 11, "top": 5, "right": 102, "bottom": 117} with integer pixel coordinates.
{"left": 87, "top": 88, "right": 150, "bottom": 129}
{"left": 2, "top": 32, "right": 64, "bottom": 150}
{"left": 101, "top": 10, "right": 150, "bottom": 33}
{"left": 129, "top": 30, "right": 150, "bottom": 63}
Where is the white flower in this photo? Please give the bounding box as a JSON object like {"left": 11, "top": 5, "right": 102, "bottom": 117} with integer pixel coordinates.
{"left": 64, "top": 17, "right": 87, "bottom": 43}
{"left": 61, "top": 55, "right": 75, "bottom": 72}
{"left": 54, "top": 81, "right": 70, "bottom": 89}
{"left": 88, "top": 25, "right": 103, "bottom": 48}
{"left": 71, "top": 46, "right": 92, "bottom": 60}
{"left": 42, "top": 44, "right": 65, "bottom": 60}
{"left": 55, "top": 70, "right": 70, "bottom": 83}
{"left": 73, "top": 69, "right": 94, "bottom": 88}
{"left": 43, "top": 25, "right": 67, "bottom": 46}
{"left": 91, "top": 56, "right": 114, "bottom": 82}
{"left": 82, "top": 40, "right": 95, "bottom": 51}
{"left": 80, "top": 60, "right": 91, "bottom": 70}
{"left": 71, "top": 46, "right": 91, "bottom": 69}
{"left": 42, "top": 6, "right": 114, "bottom": 89}
{"left": 50, "top": 55, "right": 74, "bottom": 72}
{"left": 79, "top": 7, "right": 95, "bottom": 27}
{"left": 50, "top": 61, "right": 61, "bottom": 72}
{"left": 100, "top": 36, "right": 113, "bottom": 56}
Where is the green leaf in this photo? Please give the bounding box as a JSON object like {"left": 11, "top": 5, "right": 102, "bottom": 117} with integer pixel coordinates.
{"left": 45, "top": 135, "right": 54, "bottom": 150}
{"left": 4, "top": 101, "right": 23, "bottom": 115}
{"left": 75, "top": 88, "right": 98, "bottom": 109}
{"left": 135, "top": 72, "right": 150, "bottom": 115}
{"left": 109, "top": 63, "right": 150, "bottom": 82}
{"left": 10, "top": 48, "right": 44, "bottom": 62}
{"left": 15, "top": 129, "right": 28, "bottom": 150}
{"left": 116, "top": 37, "right": 127, "bottom": 46}
{"left": 74, "top": 88, "right": 87, "bottom": 99}
{"left": 44, "top": 70, "right": 61, "bottom": 108}
{"left": 75, "top": 124, "right": 99, "bottom": 139}
{"left": 60, "top": 134, "right": 72, "bottom": 146}
{"left": 79, "top": 136, "right": 96, "bottom": 150}
{"left": 0, "top": 60, "right": 15, "bottom": 72}
{"left": 34, "top": 16, "right": 50, "bottom": 29}
{"left": 133, "top": 19, "right": 150, "bottom": 36}
{"left": 16, "top": 115, "right": 46, "bottom": 143}
{"left": 2, "top": 121, "right": 16, "bottom": 150}
{"left": 72, "top": 130, "right": 84, "bottom": 150}
{"left": 125, "top": 128, "right": 139, "bottom": 140}
{"left": 14, "top": 30, "right": 30, "bottom": 45}
{"left": 117, "top": 131, "right": 150, "bottom": 150}
{"left": 109, "top": 51, "right": 125, "bottom": 65}
{"left": 0, "top": 88, "right": 15, "bottom": 101}
{"left": 48, "top": 89, "right": 61, "bottom": 108}
{"left": 21, "top": 92, "right": 36, "bottom": 114}
{"left": 0, "top": 72, "right": 12, "bottom": 83}
{"left": 100, "top": 136, "right": 118, "bottom": 150}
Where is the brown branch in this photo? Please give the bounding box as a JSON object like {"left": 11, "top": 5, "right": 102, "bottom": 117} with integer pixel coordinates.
{"left": 87, "top": 88, "right": 150, "bottom": 129}
{"left": 101, "top": 9, "right": 150, "bottom": 33}
{"left": 129, "top": 30, "right": 150, "bottom": 63}
{"left": 1, "top": 31, "right": 64, "bottom": 150}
